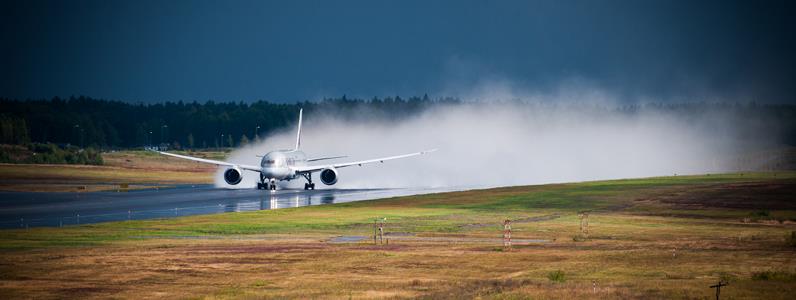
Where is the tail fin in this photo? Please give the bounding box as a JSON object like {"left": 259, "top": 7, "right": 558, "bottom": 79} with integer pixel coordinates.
{"left": 294, "top": 108, "right": 303, "bottom": 150}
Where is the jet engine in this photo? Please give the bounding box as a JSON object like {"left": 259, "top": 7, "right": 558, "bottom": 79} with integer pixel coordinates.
{"left": 320, "top": 168, "right": 338, "bottom": 185}
{"left": 223, "top": 167, "right": 243, "bottom": 185}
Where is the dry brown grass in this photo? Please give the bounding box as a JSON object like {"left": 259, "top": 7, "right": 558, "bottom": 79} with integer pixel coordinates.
{"left": 102, "top": 151, "right": 221, "bottom": 173}
{"left": 1, "top": 173, "right": 795, "bottom": 298}
{"left": 0, "top": 183, "right": 172, "bottom": 193}
{"left": 0, "top": 150, "right": 218, "bottom": 192}
{"left": 0, "top": 233, "right": 794, "bottom": 299}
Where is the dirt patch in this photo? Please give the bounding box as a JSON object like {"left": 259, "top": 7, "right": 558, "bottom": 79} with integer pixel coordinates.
{"left": 460, "top": 214, "right": 560, "bottom": 229}
{"left": 640, "top": 180, "right": 796, "bottom": 210}
{"left": 56, "top": 286, "right": 121, "bottom": 298}
{"left": 175, "top": 244, "right": 327, "bottom": 254}
{"left": 385, "top": 232, "right": 416, "bottom": 236}
{"left": 417, "top": 278, "right": 534, "bottom": 299}
{"left": 352, "top": 244, "right": 411, "bottom": 251}
{"left": 170, "top": 257, "right": 301, "bottom": 265}
{"left": 514, "top": 214, "right": 561, "bottom": 223}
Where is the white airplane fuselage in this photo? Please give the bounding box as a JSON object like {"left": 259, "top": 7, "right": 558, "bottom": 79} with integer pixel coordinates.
{"left": 260, "top": 150, "right": 307, "bottom": 180}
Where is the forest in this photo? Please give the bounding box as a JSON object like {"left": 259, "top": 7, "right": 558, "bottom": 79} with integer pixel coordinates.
{"left": 0, "top": 95, "right": 456, "bottom": 150}
{"left": 1, "top": 96, "right": 795, "bottom": 154}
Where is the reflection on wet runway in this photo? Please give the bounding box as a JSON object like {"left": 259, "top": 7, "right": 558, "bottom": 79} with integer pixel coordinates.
{"left": 223, "top": 190, "right": 334, "bottom": 212}
{"left": 0, "top": 185, "right": 462, "bottom": 228}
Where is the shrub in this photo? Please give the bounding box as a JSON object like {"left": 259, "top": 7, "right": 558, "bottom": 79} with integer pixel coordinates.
{"left": 750, "top": 210, "right": 771, "bottom": 218}
{"left": 718, "top": 272, "right": 738, "bottom": 282}
{"left": 787, "top": 231, "right": 796, "bottom": 247}
{"left": 547, "top": 270, "right": 566, "bottom": 282}
{"left": 572, "top": 234, "right": 588, "bottom": 242}
{"left": 1, "top": 143, "right": 104, "bottom": 165}
{"left": 751, "top": 271, "right": 796, "bottom": 282}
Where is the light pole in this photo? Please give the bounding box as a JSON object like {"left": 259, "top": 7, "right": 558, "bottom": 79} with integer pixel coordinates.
{"left": 220, "top": 133, "right": 225, "bottom": 149}
{"left": 148, "top": 131, "right": 153, "bottom": 148}
{"left": 73, "top": 124, "right": 79, "bottom": 146}
{"left": 161, "top": 124, "right": 168, "bottom": 148}
{"left": 255, "top": 125, "right": 260, "bottom": 141}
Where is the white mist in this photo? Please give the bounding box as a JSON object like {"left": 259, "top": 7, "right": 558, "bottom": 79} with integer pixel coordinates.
{"left": 214, "top": 101, "right": 753, "bottom": 189}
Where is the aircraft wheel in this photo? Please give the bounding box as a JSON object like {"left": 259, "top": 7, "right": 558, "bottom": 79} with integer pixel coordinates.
{"left": 310, "top": 183, "right": 315, "bottom": 190}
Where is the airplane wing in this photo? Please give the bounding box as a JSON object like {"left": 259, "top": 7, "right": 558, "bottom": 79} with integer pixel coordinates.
{"left": 154, "top": 150, "right": 263, "bottom": 172}
{"left": 307, "top": 155, "right": 348, "bottom": 162}
{"left": 292, "top": 149, "right": 436, "bottom": 173}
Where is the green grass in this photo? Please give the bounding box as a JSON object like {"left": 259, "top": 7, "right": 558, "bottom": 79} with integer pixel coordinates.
{"left": 1, "top": 172, "right": 793, "bottom": 250}
{"left": 752, "top": 270, "right": 796, "bottom": 282}
{"left": 2, "top": 172, "right": 796, "bottom": 299}
{"left": 547, "top": 270, "right": 566, "bottom": 282}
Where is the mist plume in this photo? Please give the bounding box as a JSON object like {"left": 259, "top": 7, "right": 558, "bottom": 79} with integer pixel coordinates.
{"left": 215, "top": 89, "right": 767, "bottom": 189}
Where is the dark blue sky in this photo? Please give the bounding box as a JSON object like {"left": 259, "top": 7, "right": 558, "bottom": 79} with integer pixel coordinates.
{"left": 2, "top": 0, "right": 794, "bottom": 103}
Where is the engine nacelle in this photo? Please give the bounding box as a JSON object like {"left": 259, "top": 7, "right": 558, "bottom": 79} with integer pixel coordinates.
{"left": 320, "top": 168, "right": 338, "bottom": 185}
{"left": 223, "top": 167, "right": 243, "bottom": 185}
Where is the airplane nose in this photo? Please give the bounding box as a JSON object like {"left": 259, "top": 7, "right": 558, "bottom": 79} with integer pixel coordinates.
{"left": 262, "top": 167, "right": 286, "bottom": 179}
{"left": 261, "top": 168, "right": 274, "bottom": 177}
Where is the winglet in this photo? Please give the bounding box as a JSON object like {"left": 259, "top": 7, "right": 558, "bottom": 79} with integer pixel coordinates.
{"left": 295, "top": 108, "right": 303, "bottom": 150}
{"left": 421, "top": 149, "right": 438, "bottom": 154}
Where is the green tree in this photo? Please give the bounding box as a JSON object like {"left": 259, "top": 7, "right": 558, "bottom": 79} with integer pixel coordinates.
{"left": 13, "top": 118, "right": 30, "bottom": 144}
{"left": 0, "top": 117, "right": 13, "bottom": 144}
{"left": 135, "top": 125, "right": 146, "bottom": 147}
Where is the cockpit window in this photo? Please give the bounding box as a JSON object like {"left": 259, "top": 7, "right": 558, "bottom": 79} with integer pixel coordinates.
{"left": 264, "top": 160, "right": 275, "bottom": 165}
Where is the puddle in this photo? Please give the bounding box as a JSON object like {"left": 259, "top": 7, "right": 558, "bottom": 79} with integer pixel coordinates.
{"left": 329, "top": 235, "right": 368, "bottom": 243}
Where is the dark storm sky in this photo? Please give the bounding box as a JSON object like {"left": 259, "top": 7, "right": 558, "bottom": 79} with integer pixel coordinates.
{"left": 1, "top": 0, "right": 794, "bottom": 103}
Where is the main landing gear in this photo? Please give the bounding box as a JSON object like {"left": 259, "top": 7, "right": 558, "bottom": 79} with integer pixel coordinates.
{"left": 257, "top": 174, "right": 276, "bottom": 190}
{"left": 302, "top": 173, "right": 315, "bottom": 190}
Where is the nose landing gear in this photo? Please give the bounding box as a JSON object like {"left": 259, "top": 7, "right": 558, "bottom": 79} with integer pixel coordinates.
{"left": 257, "top": 174, "right": 277, "bottom": 190}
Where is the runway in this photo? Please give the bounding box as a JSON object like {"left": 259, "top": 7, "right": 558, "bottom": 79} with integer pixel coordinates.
{"left": 0, "top": 185, "right": 460, "bottom": 229}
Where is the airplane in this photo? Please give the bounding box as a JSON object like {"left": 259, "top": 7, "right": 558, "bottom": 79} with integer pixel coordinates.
{"left": 152, "top": 109, "right": 436, "bottom": 190}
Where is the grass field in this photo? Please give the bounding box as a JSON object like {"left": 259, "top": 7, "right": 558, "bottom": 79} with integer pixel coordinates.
{"left": 0, "top": 172, "right": 795, "bottom": 299}
{"left": 0, "top": 150, "right": 221, "bottom": 192}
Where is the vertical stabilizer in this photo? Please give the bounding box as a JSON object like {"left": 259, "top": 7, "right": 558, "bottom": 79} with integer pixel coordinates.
{"left": 295, "top": 108, "right": 303, "bottom": 150}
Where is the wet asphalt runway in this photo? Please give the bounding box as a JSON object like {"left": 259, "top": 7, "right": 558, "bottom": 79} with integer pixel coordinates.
{"left": 0, "top": 185, "right": 459, "bottom": 228}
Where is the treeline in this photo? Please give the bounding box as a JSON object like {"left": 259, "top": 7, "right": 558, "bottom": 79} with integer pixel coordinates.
{"left": 0, "top": 95, "right": 458, "bottom": 149}
{"left": 0, "top": 115, "right": 30, "bottom": 145}
{"left": 1, "top": 96, "right": 796, "bottom": 150}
